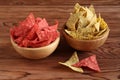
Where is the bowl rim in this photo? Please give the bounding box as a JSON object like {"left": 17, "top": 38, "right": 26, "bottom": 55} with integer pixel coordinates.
{"left": 10, "top": 35, "right": 60, "bottom": 50}
{"left": 62, "top": 25, "right": 110, "bottom": 42}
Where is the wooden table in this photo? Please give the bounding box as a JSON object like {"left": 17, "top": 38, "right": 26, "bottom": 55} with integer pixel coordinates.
{"left": 0, "top": 0, "right": 120, "bottom": 80}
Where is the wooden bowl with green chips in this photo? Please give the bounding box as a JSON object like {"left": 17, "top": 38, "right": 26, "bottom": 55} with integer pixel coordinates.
{"left": 63, "top": 3, "right": 110, "bottom": 51}
{"left": 62, "top": 25, "right": 110, "bottom": 51}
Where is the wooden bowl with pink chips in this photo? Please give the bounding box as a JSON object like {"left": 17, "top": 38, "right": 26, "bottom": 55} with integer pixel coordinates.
{"left": 10, "top": 13, "right": 60, "bottom": 59}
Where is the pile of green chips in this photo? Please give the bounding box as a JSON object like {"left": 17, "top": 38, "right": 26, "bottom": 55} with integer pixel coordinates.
{"left": 65, "top": 3, "right": 109, "bottom": 40}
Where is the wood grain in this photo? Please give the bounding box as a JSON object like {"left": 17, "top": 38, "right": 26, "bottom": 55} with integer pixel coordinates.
{"left": 0, "top": 0, "right": 120, "bottom": 80}
{"left": 0, "top": 0, "right": 120, "bottom": 6}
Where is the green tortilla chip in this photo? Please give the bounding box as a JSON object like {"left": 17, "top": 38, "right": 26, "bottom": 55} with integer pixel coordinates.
{"left": 59, "top": 52, "right": 83, "bottom": 73}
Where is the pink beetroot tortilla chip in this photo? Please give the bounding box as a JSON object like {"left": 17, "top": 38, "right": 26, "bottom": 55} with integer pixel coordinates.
{"left": 11, "top": 13, "right": 35, "bottom": 40}
{"left": 38, "top": 18, "right": 48, "bottom": 29}
{"left": 36, "top": 21, "right": 58, "bottom": 42}
{"left": 26, "top": 23, "right": 38, "bottom": 40}
{"left": 73, "top": 55, "right": 101, "bottom": 72}
{"left": 20, "top": 13, "right": 35, "bottom": 28}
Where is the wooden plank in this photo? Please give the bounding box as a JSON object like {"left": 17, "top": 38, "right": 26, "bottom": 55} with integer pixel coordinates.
{"left": 0, "top": 0, "right": 119, "bottom": 6}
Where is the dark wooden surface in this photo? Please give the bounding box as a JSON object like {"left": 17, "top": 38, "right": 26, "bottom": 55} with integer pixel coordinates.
{"left": 0, "top": 0, "right": 120, "bottom": 80}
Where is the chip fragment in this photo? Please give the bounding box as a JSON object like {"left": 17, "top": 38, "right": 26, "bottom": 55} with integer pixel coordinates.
{"left": 59, "top": 52, "right": 83, "bottom": 73}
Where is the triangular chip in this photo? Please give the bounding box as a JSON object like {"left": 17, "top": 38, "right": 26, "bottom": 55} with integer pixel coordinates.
{"left": 59, "top": 52, "right": 83, "bottom": 73}
{"left": 66, "top": 13, "right": 79, "bottom": 31}
{"left": 94, "top": 21, "right": 100, "bottom": 32}
{"left": 73, "top": 3, "right": 81, "bottom": 13}
{"left": 26, "top": 23, "right": 38, "bottom": 40}
{"left": 78, "top": 16, "right": 88, "bottom": 28}
{"left": 85, "top": 7, "right": 94, "bottom": 21}
{"left": 73, "top": 55, "right": 101, "bottom": 72}
{"left": 38, "top": 18, "right": 49, "bottom": 29}
{"left": 96, "top": 28, "right": 107, "bottom": 36}
{"left": 20, "top": 13, "right": 35, "bottom": 28}
{"left": 89, "top": 5, "right": 95, "bottom": 14}
{"left": 86, "top": 14, "right": 97, "bottom": 28}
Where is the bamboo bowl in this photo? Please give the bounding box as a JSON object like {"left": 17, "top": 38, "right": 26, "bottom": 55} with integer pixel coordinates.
{"left": 10, "top": 36, "right": 60, "bottom": 59}
{"left": 62, "top": 26, "right": 110, "bottom": 51}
